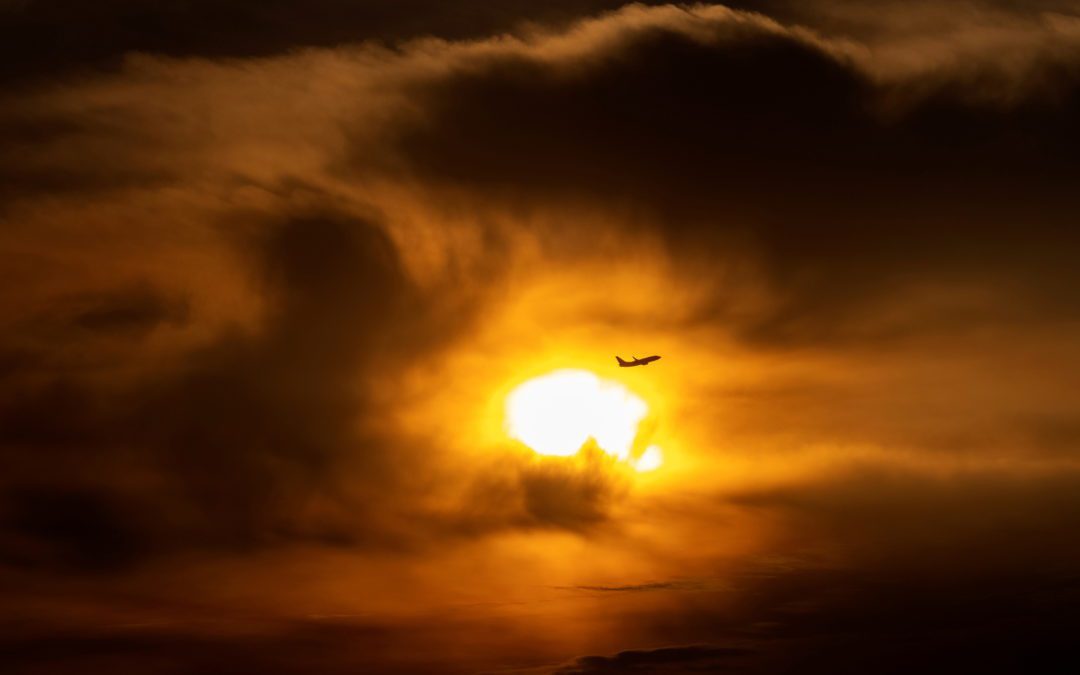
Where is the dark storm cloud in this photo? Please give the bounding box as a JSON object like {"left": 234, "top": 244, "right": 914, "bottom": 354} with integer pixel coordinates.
{"left": 726, "top": 464, "right": 1080, "bottom": 571}
{"left": 571, "top": 581, "right": 685, "bottom": 592}
{"left": 0, "top": 0, "right": 708, "bottom": 87}
{"left": 563, "top": 568, "right": 1080, "bottom": 674}
{"left": 570, "top": 464, "right": 1080, "bottom": 674}
{"left": 0, "top": 211, "right": 476, "bottom": 567}
{"left": 555, "top": 644, "right": 753, "bottom": 673}
{"left": 380, "top": 4, "right": 1080, "bottom": 346}
{"left": 0, "top": 618, "right": 480, "bottom": 675}
{"left": 131, "top": 213, "right": 422, "bottom": 549}
{"left": 0, "top": 488, "right": 150, "bottom": 572}
{"left": 5, "top": 0, "right": 1063, "bottom": 88}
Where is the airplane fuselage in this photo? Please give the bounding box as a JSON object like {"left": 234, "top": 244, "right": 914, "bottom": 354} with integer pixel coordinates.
{"left": 617, "top": 355, "right": 661, "bottom": 367}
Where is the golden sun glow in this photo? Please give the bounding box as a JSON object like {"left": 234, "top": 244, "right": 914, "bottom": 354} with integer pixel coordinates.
{"left": 636, "top": 445, "right": 663, "bottom": 472}
{"left": 505, "top": 369, "right": 661, "bottom": 470}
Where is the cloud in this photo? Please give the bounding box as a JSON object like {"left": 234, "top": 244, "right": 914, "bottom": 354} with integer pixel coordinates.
{"left": 0, "top": 1, "right": 696, "bottom": 87}
{"left": 0, "top": 616, "right": 513, "bottom": 675}
{"left": 571, "top": 581, "right": 686, "bottom": 592}
{"left": 554, "top": 645, "right": 753, "bottom": 674}
{"left": 726, "top": 462, "right": 1080, "bottom": 572}
{"left": 2, "top": 2, "right": 1080, "bottom": 673}
{"left": 372, "top": 2, "right": 1080, "bottom": 347}
{"left": 0, "top": 487, "right": 151, "bottom": 572}
{"left": 1, "top": 212, "right": 424, "bottom": 566}
{"left": 0, "top": 208, "right": 629, "bottom": 570}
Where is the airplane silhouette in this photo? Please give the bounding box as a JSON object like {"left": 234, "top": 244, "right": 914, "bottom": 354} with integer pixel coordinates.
{"left": 616, "top": 355, "right": 661, "bottom": 367}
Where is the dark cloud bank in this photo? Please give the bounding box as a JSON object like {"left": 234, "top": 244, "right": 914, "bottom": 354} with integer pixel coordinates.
{"left": 3, "top": 1, "right": 1080, "bottom": 673}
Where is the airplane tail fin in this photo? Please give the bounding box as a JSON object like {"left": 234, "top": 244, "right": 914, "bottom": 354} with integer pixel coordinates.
{"left": 616, "top": 356, "right": 628, "bottom": 366}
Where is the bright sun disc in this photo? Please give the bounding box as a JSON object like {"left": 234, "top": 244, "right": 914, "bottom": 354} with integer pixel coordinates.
{"left": 505, "top": 369, "right": 657, "bottom": 467}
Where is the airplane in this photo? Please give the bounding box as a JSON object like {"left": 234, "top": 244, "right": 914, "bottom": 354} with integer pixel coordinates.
{"left": 616, "top": 354, "right": 661, "bottom": 367}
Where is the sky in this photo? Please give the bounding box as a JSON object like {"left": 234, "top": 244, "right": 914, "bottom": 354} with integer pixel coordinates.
{"left": 2, "top": 1, "right": 1080, "bottom": 673}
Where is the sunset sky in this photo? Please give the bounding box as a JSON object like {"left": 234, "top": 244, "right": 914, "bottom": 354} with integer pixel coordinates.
{"left": 2, "top": 2, "right": 1080, "bottom": 673}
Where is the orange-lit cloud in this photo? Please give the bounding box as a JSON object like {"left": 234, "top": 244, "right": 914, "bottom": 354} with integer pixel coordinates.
{"left": 3, "top": 2, "right": 1080, "bottom": 673}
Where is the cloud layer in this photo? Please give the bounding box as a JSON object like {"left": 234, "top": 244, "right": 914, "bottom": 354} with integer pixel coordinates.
{"left": 2, "top": 2, "right": 1080, "bottom": 673}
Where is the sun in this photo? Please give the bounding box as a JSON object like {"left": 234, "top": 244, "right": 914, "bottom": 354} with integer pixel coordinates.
{"left": 505, "top": 369, "right": 661, "bottom": 470}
